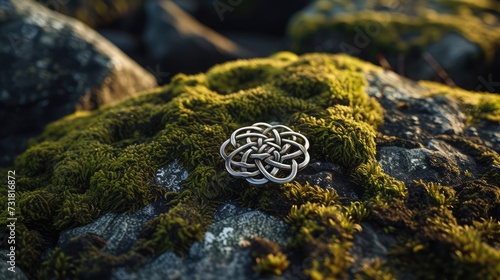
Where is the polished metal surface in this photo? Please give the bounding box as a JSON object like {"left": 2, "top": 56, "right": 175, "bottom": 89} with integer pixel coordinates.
{"left": 220, "top": 122, "right": 310, "bottom": 184}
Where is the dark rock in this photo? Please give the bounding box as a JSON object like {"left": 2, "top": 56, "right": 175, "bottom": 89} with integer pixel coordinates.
{"left": 221, "top": 31, "right": 288, "bottom": 58}
{"left": 57, "top": 202, "right": 164, "bottom": 255}
{"left": 377, "top": 140, "right": 478, "bottom": 186}
{"left": 0, "top": 250, "right": 29, "bottom": 279}
{"left": 97, "top": 29, "right": 140, "bottom": 57}
{"left": 366, "top": 71, "right": 465, "bottom": 141}
{"left": 297, "top": 161, "right": 360, "bottom": 199}
{"left": 0, "top": 0, "right": 157, "bottom": 167}
{"left": 143, "top": 0, "right": 251, "bottom": 77}
{"left": 288, "top": 0, "right": 500, "bottom": 92}
{"left": 34, "top": 0, "right": 145, "bottom": 28}
{"left": 110, "top": 203, "right": 288, "bottom": 280}
{"left": 349, "top": 222, "right": 396, "bottom": 276}
{"left": 194, "top": 0, "right": 311, "bottom": 35}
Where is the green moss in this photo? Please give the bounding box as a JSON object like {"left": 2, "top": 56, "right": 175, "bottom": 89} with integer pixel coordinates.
{"left": 248, "top": 237, "right": 290, "bottom": 276}
{"left": 354, "top": 258, "right": 396, "bottom": 280}
{"left": 3, "top": 52, "right": 498, "bottom": 279}
{"left": 286, "top": 202, "right": 362, "bottom": 279}
{"left": 436, "top": 135, "right": 500, "bottom": 186}
{"left": 4, "top": 52, "right": 394, "bottom": 277}
{"left": 288, "top": 0, "right": 500, "bottom": 61}
{"left": 352, "top": 160, "right": 407, "bottom": 200}
{"left": 421, "top": 80, "right": 500, "bottom": 124}
{"left": 391, "top": 214, "right": 500, "bottom": 279}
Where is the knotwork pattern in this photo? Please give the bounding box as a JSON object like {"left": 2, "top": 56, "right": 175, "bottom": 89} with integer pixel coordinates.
{"left": 220, "top": 122, "right": 310, "bottom": 184}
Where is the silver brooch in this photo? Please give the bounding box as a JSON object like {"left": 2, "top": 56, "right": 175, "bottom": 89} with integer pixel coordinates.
{"left": 220, "top": 122, "right": 310, "bottom": 185}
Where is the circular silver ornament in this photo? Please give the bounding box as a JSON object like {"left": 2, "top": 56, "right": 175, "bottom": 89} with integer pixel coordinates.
{"left": 220, "top": 122, "right": 310, "bottom": 185}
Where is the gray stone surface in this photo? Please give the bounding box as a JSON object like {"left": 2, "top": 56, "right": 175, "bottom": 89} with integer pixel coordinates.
{"left": 0, "top": 0, "right": 157, "bottom": 167}
{"left": 349, "top": 222, "right": 395, "bottom": 276}
{"left": 112, "top": 203, "right": 290, "bottom": 280}
{"left": 58, "top": 203, "right": 161, "bottom": 255}
{"left": 0, "top": 250, "right": 29, "bottom": 280}
{"left": 366, "top": 72, "right": 465, "bottom": 142}
{"left": 377, "top": 140, "right": 478, "bottom": 186}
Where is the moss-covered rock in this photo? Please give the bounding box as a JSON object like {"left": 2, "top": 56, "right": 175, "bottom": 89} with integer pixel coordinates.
{"left": 1, "top": 52, "right": 499, "bottom": 279}
{"left": 288, "top": 0, "right": 500, "bottom": 92}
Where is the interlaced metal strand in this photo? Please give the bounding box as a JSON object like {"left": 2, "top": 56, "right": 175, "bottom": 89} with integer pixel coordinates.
{"left": 220, "top": 122, "right": 310, "bottom": 185}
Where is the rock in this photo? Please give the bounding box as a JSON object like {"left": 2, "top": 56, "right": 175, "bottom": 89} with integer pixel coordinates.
{"left": 97, "top": 29, "right": 140, "bottom": 58}
{"left": 143, "top": 0, "right": 251, "bottom": 77}
{"left": 10, "top": 53, "right": 500, "bottom": 279}
{"left": 113, "top": 204, "right": 288, "bottom": 280}
{"left": 297, "top": 161, "right": 361, "bottom": 199}
{"left": 0, "top": 0, "right": 157, "bottom": 167}
{"left": 377, "top": 140, "right": 478, "bottom": 186}
{"left": 55, "top": 202, "right": 289, "bottom": 280}
{"left": 288, "top": 0, "right": 500, "bottom": 92}
{"left": 349, "top": 222, "right": 395, "bottom": 276}
{"left": 34, "top": 0, "right": 145, "bottom": 28}
{"left": 194, "top": 0, "right": 311, "bottom": 35}
{"left": 220, "top": 31, "right": 288, "bottom": 58}
{"left": 0, "top": 250, "right": 29, "bottom": 279}
{"left": 57, "top": 202, "right": 165, "bottom": 255}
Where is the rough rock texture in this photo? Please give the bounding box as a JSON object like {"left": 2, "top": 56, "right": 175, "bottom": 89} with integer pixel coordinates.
{"left": 112, "top": 203, "right": 289, "bottom": 280}
{"left": 0, "top": 0, "right": 157, "bottom": 167}
{"left": 378, "top": 141, "right": 478, "bottom": 186}
{"left": 2, "top": 52, "right": 500, "bottom": 279}
{"left": 143, "top": 0, "right": 251, "bottom": 76}
{"left": 288, "top": 0, "right": 500, "bottom": 92}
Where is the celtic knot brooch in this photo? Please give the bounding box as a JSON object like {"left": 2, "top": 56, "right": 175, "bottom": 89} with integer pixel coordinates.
{"left": 220, "top": 122, "right": 310, "bottom": 185}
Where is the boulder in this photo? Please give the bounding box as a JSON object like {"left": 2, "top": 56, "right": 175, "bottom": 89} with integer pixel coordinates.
{"left": 287, "top": 0, "right": 500, "bottom": 92}
{"left": 0, "top": 0, "right": 157, "bottom": 167}
{"left": 7, "top": 52, "right": 500, "bottom": 279}
{"left": 34, "top": 0, "right": 145, "bottom": 28}
{"left": 143, "top": 0, "right": 251, "bottom": 77}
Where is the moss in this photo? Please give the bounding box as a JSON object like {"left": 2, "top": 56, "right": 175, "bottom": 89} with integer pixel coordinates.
{"left": 421, "top": 80, "right": 500, "bottom": 124}
{"left": 248, "top": 237, "right": 290, "bottom": 276}
{"left": 354, "top": 258, "right": 396, "bottom": 280}
{"left": 288, "top": 0, "right": 500, "bottom": 61}
{"left": 3, "top": 52, "right": 498, "bottom": 278}
{"left": 390, "top": 214, "right": 500, "bottom": 280}
{"left": 452, "top": 180, "right": 500, "bottom": 225}
{"left": 352, "top": 160, "right": 407, "bottom": 200}
{"left": 436, "top": 135, "right": 500, "bottom": 186}
{"left": 375, "top": 179, "right": 500, "bottom": 279}
{"left": 286, "top": 202, "right": 362, "bottom": 279}
{"left": 41, "top": 233, "right": 144, "bottom": 279}
{"left": 254, "top": 253, "right": 290, "bottom": 275}
{"left": 134, "top": 194, "right": 215, "bottom": 256}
